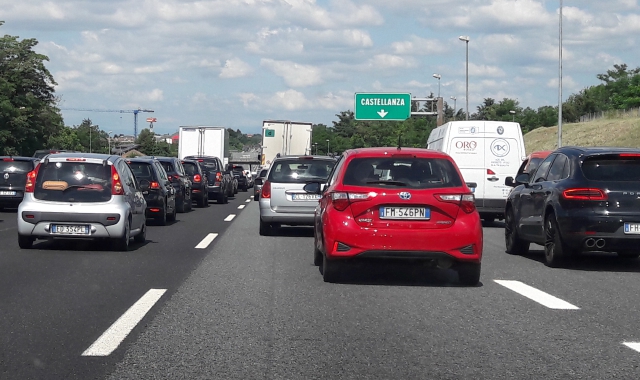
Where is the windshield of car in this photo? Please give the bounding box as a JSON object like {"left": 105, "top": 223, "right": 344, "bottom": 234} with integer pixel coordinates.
{"left": 582, "top": 156, "right": 640, "bottom": 181}
{"left": 34, "top": 162, "right": 112, "bottom": 202}
{"left": 128, "top": 162, "right": 154, "bottom": 180}
{"left": 343, "top": 157, "right": 463, "bottom": 189}
{"left": 182, "top": 162, "right": 198, "bottom": 176}
{"left": 0, "top": 160, "right": 33, "bottom": 173}
{"left": 267, "top": 159, "right": 336, "bottom": 183}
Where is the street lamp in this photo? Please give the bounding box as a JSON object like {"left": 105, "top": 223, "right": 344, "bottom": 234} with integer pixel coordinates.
{"left": 509, "top": 110, "right": 516, "bottom": 122}
{"left": 313, "top": 143, "right": 318, "bottom": 155}
{"left": 450, "top": 96, "right": 457, "bottom": 121}
{"left": 89, "top": 124, "right": 97, "bottom": 153}
{"left": 326, "top": 139, "right": 330, "bottom": 155}
{"left": 459, "top": 35, "right": 470, "bottom": 120}
{"left": 107, "top": 131, "right": 113, "bottom": 154}
{"left": 432, "top": 73, "right": 441, "bottom": 98}
{"left": 558, "top": 0, "right": 563, "bottom": 148}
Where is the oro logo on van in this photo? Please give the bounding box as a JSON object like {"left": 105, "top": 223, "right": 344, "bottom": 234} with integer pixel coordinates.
{"left": 455, "top": 141, "right": 477, "bottom": 151}
{"left": 490, "top": 139, "right": 510, "bottom": 157}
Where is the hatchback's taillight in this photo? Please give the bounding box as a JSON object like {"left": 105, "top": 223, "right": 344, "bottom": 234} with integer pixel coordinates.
{"left": 25, "top": 164, "right": 40, "bottom": 193}
{"left": 194, "top": 174, "right": 202, "bottom": 183}
{"left": 331, "top": 192, "right": 372, "bottom": 211}
{"left": 111, "top": 165, "right": 124, "bottom": 195}
{"left": 261, "top": 180, "right": 271, "bottom": 198}
{"left": 150, "top": 181, "right": 160, "bottom": 189}
{"left": 562, "top": 188, "right": 607, "bottom": 201}
{"left": 436, "top": 193, "right": 476, "bottom": 213}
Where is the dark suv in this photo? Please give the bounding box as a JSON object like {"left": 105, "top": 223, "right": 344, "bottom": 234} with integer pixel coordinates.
{"left": 155, "top": 157, "right": 192, "bottom": 213}
{"left": 231, "top": 165, "right": 249, "bottom": 192}
{"left": 0, "top": 157, "right": 40, "bottom": 209}
{"left": 181, "top": 159, "right": 209, "bottom": 207}
{"left": 127, "top": 157, "right": 177, "bottom": 225}
{"left": 183, "top": 156, "right": 232, "bottom": 204}
{"left": 505, "top": 146, "right": 640, "bottom": 267}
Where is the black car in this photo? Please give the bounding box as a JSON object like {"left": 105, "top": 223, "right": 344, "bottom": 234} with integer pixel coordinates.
{"left": 183, "top": 156, "right": 232, "bottom": 204}
{"left": 505, "top": 146, "right": 640, "bottom": 267}
{"left": 0, "top": 156, "right": 40, "bottom": 209}
{"left": 181, "top": 159, "right": 209, "bottom": 208}
{"left": 127, "top": 157, "right": 177, "bottom": 225}
{"left": 231, "top": 164, "right": 249, "bottom": 192}
{"left": 155, "top": 157, "right": 193, "bottom": 213}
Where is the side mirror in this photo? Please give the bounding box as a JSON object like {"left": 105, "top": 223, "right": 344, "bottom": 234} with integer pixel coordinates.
{"left": 303, "top": 182, "right": 321, "bottom": 194}
{"left": 466, "top": 182, "right": 477, "bottom": 193}
{"left": 505, "top": 177, "right": 516, "bottom": 187}
{"left": 255, "top": 178, "right": 263, "bottom": 185}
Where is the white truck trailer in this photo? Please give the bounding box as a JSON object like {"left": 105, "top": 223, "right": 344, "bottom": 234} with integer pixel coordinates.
{"left": 261, "top": 120, "right": 312, "bottom": 166}
{"left": 178, "top": 126, "right": 230, "bottom": 165}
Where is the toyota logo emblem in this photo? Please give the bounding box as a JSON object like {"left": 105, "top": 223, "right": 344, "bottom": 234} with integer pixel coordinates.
{"left": 399, "top": 192, "right": 411, "bottom": 200}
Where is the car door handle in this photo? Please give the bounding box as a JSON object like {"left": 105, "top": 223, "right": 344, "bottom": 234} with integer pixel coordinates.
{"left": 487, "top": 177, "right": 499, "bottom": 182}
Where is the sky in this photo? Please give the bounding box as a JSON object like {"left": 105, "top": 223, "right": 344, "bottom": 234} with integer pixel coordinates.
{"left": 2, "top": 0, "right": 640, "bottom": 137}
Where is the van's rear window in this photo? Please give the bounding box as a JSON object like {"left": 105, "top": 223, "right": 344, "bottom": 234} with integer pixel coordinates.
{"left": 582, "top": 156, "right": 640, "bottom": 181}
{"left": 34, "top": 162, "right": 112, "bottom": 202}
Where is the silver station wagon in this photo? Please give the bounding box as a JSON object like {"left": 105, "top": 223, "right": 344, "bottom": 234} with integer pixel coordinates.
{"left": 17, "top": 153, "right": 147, "bottom": 251}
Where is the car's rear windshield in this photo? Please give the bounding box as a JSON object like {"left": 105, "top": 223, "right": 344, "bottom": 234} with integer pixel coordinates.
{"left": 267, "top": 159, "right": 336, "bottom": 183}
{"left": 34, "top": 162, "right": 112, "bottom": 202}
{"left": 185, "top": 157, "right": 220, "bottom": 171}
{"left": 0, "top": 160, "right": 33, "bottom": 173}
{"left": 343, "top": 157, "right": 463, "bottom": 189}
{"left": 159, "top": 161, "right": 176, "bottom": 174}
{"left": 582, "top": 155, "right": 640, "bottom": 181}
{"left": 182, "top": 162, "right": 198, "bottom": 176}
{"left": 129, "top": 162, "right": 155, "bottom": 180}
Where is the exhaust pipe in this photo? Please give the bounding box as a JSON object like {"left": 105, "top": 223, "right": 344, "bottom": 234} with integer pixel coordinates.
{"left": 596, "top": 239, "right": 606, "bottom": 249}
{"left": 585, "top": 238, "right": 595, "bottom": 248}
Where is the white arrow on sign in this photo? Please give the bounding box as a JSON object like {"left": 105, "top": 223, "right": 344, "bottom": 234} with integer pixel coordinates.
{"left": 377, "top": 109, "right": 388, "bottom": 118}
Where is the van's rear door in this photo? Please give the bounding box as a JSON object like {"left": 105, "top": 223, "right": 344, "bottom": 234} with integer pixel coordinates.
{"left": 447, "top": 123, "right": 486, "bottom": 207}
{"left": 483, "top": 122, "right": 525, "bottom": 206}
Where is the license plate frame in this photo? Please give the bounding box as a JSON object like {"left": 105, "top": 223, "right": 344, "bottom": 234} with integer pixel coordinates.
{"left": 624, "top": 222, "right": 640, "bottom": 235}
{"left": 0, "top": 191, "right": 16, "bottom": 196}
{"left": 292, "top": 193, "right": 321, "bottom": 201}
{"left": 51, "top": 224, "right": 90, "bottom": 235}
{"left": 379, "top": 207, "right": 430, "bottom": 220}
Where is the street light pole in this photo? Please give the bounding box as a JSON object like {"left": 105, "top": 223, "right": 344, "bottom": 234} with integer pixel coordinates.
{"left": 107, "top": 131, "right": 113, "bottom": 154}
{"left": 432, "top": 74, "right": 441, "bottom": 99}
{"left": 558, "top": 0, "right": 563, "bottom": 148}
{"left": 510, "top": 110, "right": 516, "bottom": 122}
{"left": 326, "top": 139, "right": 330, "bottom": 155}
{"left": 459, "top": 36, "right": 470, "bottom": 120}
{"left": 450, "top": 96, "right": 457, "bottom": 121}
{"left": 89, "top": 125, "right": 93, "bottom": 153}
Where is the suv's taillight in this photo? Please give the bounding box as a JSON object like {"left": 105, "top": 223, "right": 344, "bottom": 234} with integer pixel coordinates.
{"left": 111, "top": 165, "right": 124, "bottom": 195}
{"left": 25, "top": 164, "right": 40, "bottom": 193}
{"left": 150, "top": 181, "right": 160, "bottom": 189}
{"left": 215, "top": 172, "right": 222, "bottom": 183}
{"left": 194, "top": 174, "right": 202, "bottom": 183}
{"left": 436, "top": 193, "right": 476, "bottom": 213}
{"left": 562, "top": 188, "right": 607, "bottom": 201}
{"left": 261, "top": 180, "right": 271, "bottom": 198}
{"left": 331, "top": 192, "right": 372, "bottom": 211}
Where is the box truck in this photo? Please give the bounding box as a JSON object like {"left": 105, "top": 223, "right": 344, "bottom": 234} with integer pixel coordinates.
{"left": 261, "top": 120, "right": 312, "bottom": 166}
{"left": 427, "top": 121, "right": 527, "bottom": 222}
{"left": 178, "top": 126, "right": 230, "bottom": 165}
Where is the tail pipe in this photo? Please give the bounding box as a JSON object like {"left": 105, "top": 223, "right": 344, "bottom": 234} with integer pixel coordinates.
{"left": 595, "top": 239, "right": 606, "bottom": 249}
{"left": 585, "top": 238, "right": 595, "bottom": 248}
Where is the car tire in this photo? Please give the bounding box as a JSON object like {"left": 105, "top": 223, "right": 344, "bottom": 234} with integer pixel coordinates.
{"left": 457, "top": 262, "right": 481, "bottom": 286}
{"left": 313, "top": 230, "right": 322, "bottom": 266}
{"left": 157, "top": 200, "right": 168, "bottom": 226}
{"left": 134, "top": 221, "right": 146, "bottom": 244}
{"left": 259, "top": 219, "right": 272, "bottom": 236}
{"left": 544, "top": 214, "right": 570, "bottom": 268}
{"left": 254, "top": 193, "right": 259, "bottom": 201}
{"left": 505, "top": 208, "right": 529, "bottom": 255}
{"left": 112, "top": 220, "right": 131, "bottom": 252}
{"left": 18, "top": 234, "right": 33, "bottom": 249}
{"left": 322, "top": 254, "right": 342, "bottom": 283}
{"left": 167, "top": 201, "right": 177, "bottom": 222}
{"left": 176, "top": 191, "right": 186, "bottom": 213}
{"left": 186, "top": 191, "right": 193, "bottom": 212}
{"left": 618, "top": 251, "right": 640, "bottom": 259}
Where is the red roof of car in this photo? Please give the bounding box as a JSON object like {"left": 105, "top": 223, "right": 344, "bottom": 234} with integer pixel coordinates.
{"left": 528, "top": 150, "right": 553, "bottom": 159}
{"left": 345, "top": 147, "right": 452, "bottom": 159}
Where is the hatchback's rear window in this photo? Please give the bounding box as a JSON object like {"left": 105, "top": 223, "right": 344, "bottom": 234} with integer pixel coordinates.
{"left": 268, "top": 159, "right": 336, "bottom": 183}
{"left": 0, "top": 160, "right": 33, "bottom": 173}
{"left": 159, "top": 162, "right": 175, "bottom": 174}
{"left": 343, "top": 157, "right": 463, "bottom": 189}
{"left": 129, "top": 162, "right": 155, "bottom": 180}
{"left": 182, "top": 162, "right": 198, "bottom": 176}
{"left": 34, "top": 162, "right": 112, "bottom": 202}
{"left": 582, "top": 156, "right": 640, "bottom": 181}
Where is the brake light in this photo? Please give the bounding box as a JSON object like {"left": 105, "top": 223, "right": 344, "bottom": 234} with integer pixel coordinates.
{"left": 562, "top": 188, "right": 607, "bottom": 201}
{"left": 436, "top": 193, "right": 476, "bottom": 213}
{"left": 216, "top": 172, "right": 222, "bottom": 182}
{"left": 150, "top": 181, "right": 160, "bottom": 189}
{"left": 619, "top": 153, "right": 640, "bottom": 157}
{"left": 2, "top": 158, "right": 13, "bottom": 161}
{"left": 487, "top": 169, "right": 496, "bottom": 175}
{"left": 66, "top": 158, "right": 86, "bottom": 162}
{"left": 261, "top": 180, "right": 271, "bottom": 198}
{"left": 111, "top": 165, "right": 124, "bottom": 195}
{"left": 168, "top": 175, "right": 177, "bottom": 182}
{"left": 194, "top": 174, "right": 202, "bottom": 183}
{"left": 331, "top": 192, "right": 372, "bottom": 211}
{"left": 25, "top": 164, "right": 40, "bottom": 193}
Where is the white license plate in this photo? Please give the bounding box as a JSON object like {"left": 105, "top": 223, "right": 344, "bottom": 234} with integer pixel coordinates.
{"left": 0, "top": 191, "right": 16, "bottom": 196}
{"left": 624, "top": 223, "right": 640, "bottom": 234}
{"left": 380, "top": 207, "right": 430, "bottom": 220}
{"left": 51, "top": 224, "right": 90, "bottom": 235}
{"left": 292, "top": 193, "right": 321, "bottom": 201}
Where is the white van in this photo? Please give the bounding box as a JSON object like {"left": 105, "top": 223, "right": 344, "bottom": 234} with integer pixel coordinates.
{"left": 427, "top": 121, "right": 526, "bottom": 222}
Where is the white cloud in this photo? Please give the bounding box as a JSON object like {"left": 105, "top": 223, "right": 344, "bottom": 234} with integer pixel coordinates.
{"left": 261, "top": 59, "right": 324, "bottom": 87}
{"left": 220, "top": 58, "right": 253, "bottom": 79}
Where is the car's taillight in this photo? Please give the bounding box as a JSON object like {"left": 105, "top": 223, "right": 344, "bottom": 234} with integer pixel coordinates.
{"left": 150, "top": 181, "right": 160, "bottom": 189}
{"left": 194, "top": 174, "right": 201, "bottom": 183}
{"left": 3, "top": 158, "right": 13, "bottom": 161}
{"left": 562, "top": 188, "right": 607, "bottom": 201}
{"left": 436, "top": 193, "right": 476, "bottom": 213}
{"left": 261, "top": 181, "right": 271, "bottom": 198}
{"left": 331, "top": 192, "right": 372, "bottom": 211}
{"left": 111, "top": 165, "right": 124, "bottom": 195}
{"left": 216, "top": 172, "right": 222, "bottom": 182}
{"left": 25, "top": 164, "right": 40, "bottom": 193}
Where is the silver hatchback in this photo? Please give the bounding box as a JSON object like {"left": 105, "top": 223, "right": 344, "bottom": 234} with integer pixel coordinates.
{"left": 258, "top": 156, "right": 336, "bottom": 235}
{"left": 17, "top": 153, "right": 147, "bottom": 251}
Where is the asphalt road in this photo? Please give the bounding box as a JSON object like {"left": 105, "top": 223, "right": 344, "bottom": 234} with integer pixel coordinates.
{"left": 3, "top": 196, "right": 640, "bottom": 379}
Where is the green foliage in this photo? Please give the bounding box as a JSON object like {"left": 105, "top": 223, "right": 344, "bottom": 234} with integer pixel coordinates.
{"left": 135, "top": 128, "right": 176, "bottom": 157}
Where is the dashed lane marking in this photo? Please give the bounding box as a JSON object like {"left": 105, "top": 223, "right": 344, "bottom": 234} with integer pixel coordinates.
{"left": 224, "top": 214, "right": 236, "bottom": 222}
{"left": 195, "top": 233, "right": 219, "bottom": 249}
{"left": 624, "top": 343, "right": 640, "bottom": 353}
{"left": 494, "top": 280, "right": 580, "bottom": 310}
{"left": 237, "top": 205, "right": 246, "bottom": 210}
{"left": 245, "top": 199, "right": 251, "bottom": 203}
{"left": 82, "top": 289, "right": 167, "bottom": 356}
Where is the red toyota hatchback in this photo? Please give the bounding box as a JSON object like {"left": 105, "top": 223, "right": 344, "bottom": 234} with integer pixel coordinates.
{"left": 303, "top": 147, "right": 483, "bottom": 285}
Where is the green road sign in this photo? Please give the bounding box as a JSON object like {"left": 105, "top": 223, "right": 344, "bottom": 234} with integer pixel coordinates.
{"left": 354, "top": 93, "right": 411, "bottom": 121}
{"left": 264, "top": 129, "right": 275, "bottom": 137}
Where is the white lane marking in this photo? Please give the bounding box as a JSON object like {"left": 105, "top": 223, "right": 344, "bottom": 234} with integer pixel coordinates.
{"left": 624, "top": 343, "right": 640, "bottom": 353}
{"left": 494, "top": 280, "right": 580, "bottom": 310}
{"left": 245, "top": 199, "right": 251, "bottom": 203}
{"left": 224, "top": 214, "right": 236, "bottom": 222}
{"left": 195, "top": 233, "right": 218, "bottom": 249}
{"left": 237, "top": 205, "right": 246, "bottom": 210}
{"left": 82, "top": 289, "right": 167, "bottom": 356}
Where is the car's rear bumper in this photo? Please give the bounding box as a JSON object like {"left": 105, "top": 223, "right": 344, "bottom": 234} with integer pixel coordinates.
{"left": 259, "top": 200, "right": 315, "bottom": 225}
{"left": 558, "top": 214, "right": 640, "bottom": 252}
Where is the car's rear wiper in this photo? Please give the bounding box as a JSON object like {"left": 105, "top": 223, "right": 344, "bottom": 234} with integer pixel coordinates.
{"left": 62, "top": 184, "right": 104, "bottom": 192}
{"left": 365, "top": 180, "right": 408, "bottom": 186}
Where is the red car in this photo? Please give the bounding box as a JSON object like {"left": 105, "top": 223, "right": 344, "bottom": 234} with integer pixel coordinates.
{"left": 304, "top": 147, "right": 483, "bottom": 285}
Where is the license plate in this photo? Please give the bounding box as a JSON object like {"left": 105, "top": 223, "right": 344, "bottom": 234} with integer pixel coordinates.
{"left": 624, "top": 223, "right": 640, "bottom": 234}
{"left": 380, "top": 207, "right": 430, "bottom": 220}
{"left": 292, "top": 193, "right": 321, "bottom": 201}
{"left": 0, "top": 191, "right": 16, "bottom": 196}
{"left": 51, "top": 224, "right": 90, "bottom": 235}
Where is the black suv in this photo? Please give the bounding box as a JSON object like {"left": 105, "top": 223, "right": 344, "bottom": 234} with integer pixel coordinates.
{"left": 155, "top": 157, "right": 193, "bottom": 213}
{"left": 183, "top": 156, "right": 232, "bottom": 204}
{"left": 181, "top": 159, "right": 209, "bottom": 208}
{"left": 0, "top": 156, "right": 40, "bottom": 209}
{"left": 505, "top": 146, "right": 640, "bottom": 267}
{"left": 231, "top": 164, "right": 249, "bottom": 192}
{"left": 127, "top": 157, "right": 177, "bottom": 225}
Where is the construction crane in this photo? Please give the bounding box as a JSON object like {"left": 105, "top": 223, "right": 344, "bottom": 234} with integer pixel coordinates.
{"left": 60, "top": 108, "right": 155, "bottom": 139}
